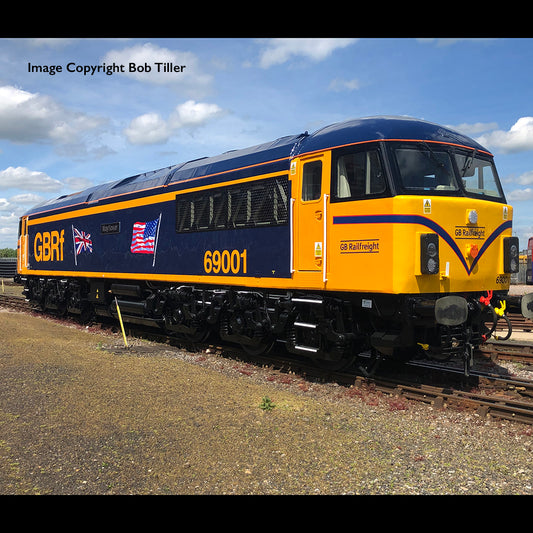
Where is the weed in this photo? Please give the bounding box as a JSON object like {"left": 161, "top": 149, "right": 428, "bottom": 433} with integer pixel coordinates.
{"left": 259, "top": 396, "right": 276, "bottom": 411}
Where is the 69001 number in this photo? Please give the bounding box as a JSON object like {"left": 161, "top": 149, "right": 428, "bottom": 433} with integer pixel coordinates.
{"left": 204, "top": 249, "right": 247, "bottom": 275}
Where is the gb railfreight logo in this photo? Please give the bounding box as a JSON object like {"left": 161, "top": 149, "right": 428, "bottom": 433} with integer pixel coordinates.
{"left": 34, "top": 230, "right": 64, "bottom": 262}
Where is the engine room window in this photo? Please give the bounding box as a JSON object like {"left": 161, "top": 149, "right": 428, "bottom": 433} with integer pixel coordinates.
{"left": 333, "top": 149, "right": 386, "bottom": 201}
{"left": 302, "top": 160, "right": 322, "bottom": 201}
{"left": 176, "top": 175, "right": 289, "bottom": 233}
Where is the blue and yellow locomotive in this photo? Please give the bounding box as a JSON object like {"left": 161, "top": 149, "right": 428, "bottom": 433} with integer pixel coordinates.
{"left": 16, "top": 116, "right": 524, "bottom": 374}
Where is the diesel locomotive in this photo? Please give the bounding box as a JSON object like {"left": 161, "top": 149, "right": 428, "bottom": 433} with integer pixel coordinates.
{"left": 16, "top": 116, "right": 528, "bottom": 375}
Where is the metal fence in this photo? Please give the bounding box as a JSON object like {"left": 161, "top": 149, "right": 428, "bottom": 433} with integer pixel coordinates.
{"left": 512, "top": 261, "right": 527, "bottom": 285}
{"left": 0, "top": 258, "right": 17, "bottom": 278}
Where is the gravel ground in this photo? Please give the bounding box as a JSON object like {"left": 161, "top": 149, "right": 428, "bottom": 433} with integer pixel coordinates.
{"left": 1, "top": 304, "right": 533, "bottom": 495}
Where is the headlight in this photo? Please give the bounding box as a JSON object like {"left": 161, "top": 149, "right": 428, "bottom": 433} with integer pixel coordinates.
{"left": 467, "top": 209, "right": 478, "bottom": 224}
{"left": 504, "top": 236, "right": 519, "bottom": 273}
{"left": 420, "top": 233, "right": 439, "bottom": 275}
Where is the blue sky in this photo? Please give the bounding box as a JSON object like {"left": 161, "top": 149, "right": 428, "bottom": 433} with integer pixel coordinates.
{"left": 1, "top": 37, "right": 533, "bottom": 249}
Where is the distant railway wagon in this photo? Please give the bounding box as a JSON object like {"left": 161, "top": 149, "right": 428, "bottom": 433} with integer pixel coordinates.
{"left": 527, "top": 237, "right": 533, "bottom": 285}
{"left": 17, "top": 116, "right": 531, "bottom": 375}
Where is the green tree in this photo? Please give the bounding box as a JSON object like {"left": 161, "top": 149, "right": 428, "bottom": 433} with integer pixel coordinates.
{"left": 0, "top": 248, "right": 16, "bottom": 258}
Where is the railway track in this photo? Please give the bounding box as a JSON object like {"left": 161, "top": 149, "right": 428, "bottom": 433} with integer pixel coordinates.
{"left": 3, "top": 291, "right": 533, "bottom": 425}
{"left": 478, "top": 341, "right": 533, "bottom": 365}
{"left": 366, "top": 374, "right": 533, "bottom": 426}
{"left": 0, "top": 294, "right": 32, "bottom": 312}
{"left": 497, "top": 312, "right": 533, "bottom": 333}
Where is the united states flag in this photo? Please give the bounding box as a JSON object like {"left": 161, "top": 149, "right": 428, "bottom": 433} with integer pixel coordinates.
{"left": 130, "top": 217, "right": 159, "bottom": 254}
{"left": 73, "top": 227, "right": 92, "bottom": 255}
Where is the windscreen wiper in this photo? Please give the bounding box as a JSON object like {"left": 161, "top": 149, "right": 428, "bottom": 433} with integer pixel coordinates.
{"left": 461, "top": 149, "right": 478, "bottom": 177}
{"left": 418, "top": 142, "right": 444, "bottom": 168}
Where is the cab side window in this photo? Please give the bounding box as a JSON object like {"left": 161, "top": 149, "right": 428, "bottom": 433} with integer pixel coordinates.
{"left": 302, "top": 160, "right": 322, "bottom": 201}
{"left": 332, "top": 148, "right": 386, "bottom": 202}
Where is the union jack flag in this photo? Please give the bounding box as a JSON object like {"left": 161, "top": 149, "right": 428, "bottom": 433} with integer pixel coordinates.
{"left": 73, "top": 227, "right": 92, "bottom": 255}
{"left": 130, "top": 217, "right": 159, "bottom": 254}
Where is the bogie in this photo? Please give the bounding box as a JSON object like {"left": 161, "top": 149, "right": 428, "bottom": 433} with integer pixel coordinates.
{"left": 20, "top": 273, "right": 504, "bottom": 377}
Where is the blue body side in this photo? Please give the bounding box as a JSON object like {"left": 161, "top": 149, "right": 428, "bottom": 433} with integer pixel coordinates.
{"left": 28, "top": 204, "right": 291, "bottom": 278}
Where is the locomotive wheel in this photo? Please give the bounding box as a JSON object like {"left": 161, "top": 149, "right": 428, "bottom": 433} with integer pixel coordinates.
{"left": 182, "top": 328, "right": 210, "bottom": 344}
{"left": 54, "top": 301, "right": 68, "bottom": 317}
{"left": 241, "top": 339, "right": 275, "bottom": 356}
{"left": 315, "top": 354, "right": 357, "bottom": 372}
{"left": 355, "top": 349, "right": 381, "bottom": 377}
{"left": 78, "top": 304, "right": 94, "bottom": 325}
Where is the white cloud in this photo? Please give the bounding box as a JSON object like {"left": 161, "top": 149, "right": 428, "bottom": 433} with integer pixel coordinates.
{"left": 0, "top": 213, "right": 18, "bottom": 236}
{"left": 0, "top": 166, "right": 62, "bottom": 191}
{"left": 417, "top": 38, "right": 497, "bottom": 47}
{"left": 510, "top": 170, "right": 533, "bottom": 186}
{"left": 103, "top": 42, "right": 212, "bottom": 96}
{"left": 25, "top": 38, "right": 78, "bottom": 48}
{"left": 328, "top": 78, "right": 360, "bottom": 92}
{"left": 506, "top": 188, "right": 533, "bottom": 201}
{"left": 0, "top": 198, "right": 10, "bottom": 211}
{"left": 124, "top": 100, "right": 224, "bottom": 145}
{"left": 124, "top": 113, "right": 171, "bottom": 145}
{"left": 0, "top": 195, "right": 40, "bottom": 215}
{"left": 0, "top": 85, "right": 107, "bottom": 146}
{"left": 447, "top": 122, "right": 498, "bottom": 136}
{"left": 169, "top": 100, "right": 224, "bottom": 129}
{"left": 476, "top": 117, "right": 533, "bottom": 153}
{"left": 511, "top": 221, "right": 533, "bottom": 251}
{"left": 258, "top": 38, "right": 357, "bottom": 68}
{"left": 63, "top": 177, "right": 93, "bottom": 190}
{"left": 0, "top": 168, "right": 89, "bottom": 245}
{"left": 8, "top": 193, "right": 44, "bottom": 204}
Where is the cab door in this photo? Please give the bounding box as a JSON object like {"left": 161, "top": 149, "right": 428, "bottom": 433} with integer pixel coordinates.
{"left": 294, "top": 152, "right": 330, "bottom": 281}
{"left": 17, "top": 216, "right": 29, "bottom": 274}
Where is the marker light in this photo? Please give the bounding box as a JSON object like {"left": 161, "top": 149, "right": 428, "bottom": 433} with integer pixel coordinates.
{"left": 467, "top": 243, "right": 479, "bottom": 259}
{"left": 420, "top": 233, "right": 439, "bottom": 275}
{"left": 503, "top": 236, "right": 519, "bottom": 273}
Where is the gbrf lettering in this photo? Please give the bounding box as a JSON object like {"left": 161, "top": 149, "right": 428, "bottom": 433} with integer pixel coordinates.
{"left": 34, "top": 230, "right": 64, "bottom": 262}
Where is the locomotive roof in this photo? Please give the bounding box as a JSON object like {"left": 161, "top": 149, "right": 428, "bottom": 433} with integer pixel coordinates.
{"left": 297, "top": 115, "right": 490, "bottom": 156}
{"left": 24, "top": 116, "right": 490, "bottom": 217}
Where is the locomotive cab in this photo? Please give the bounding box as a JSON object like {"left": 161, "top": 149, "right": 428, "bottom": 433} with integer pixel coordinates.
{"left": 320, "top": 136, "right": 514, "bottom": 371}
{"left": 288, "top": 119, "right": 517, "bottom": 373}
